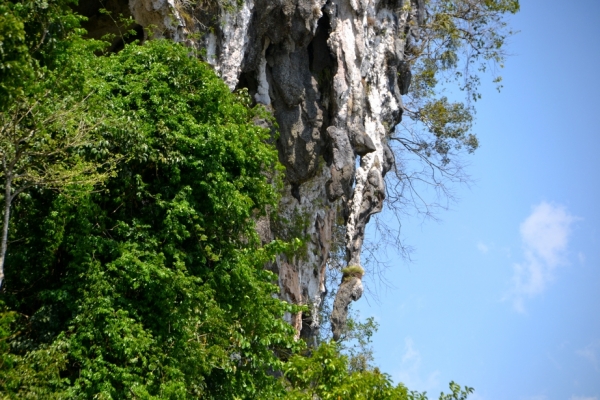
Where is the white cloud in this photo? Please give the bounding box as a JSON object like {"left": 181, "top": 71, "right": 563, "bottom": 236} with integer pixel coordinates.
{"left": 394, "top": 337, "right": 440, "bottom": 394}
{"left": 569, "top": 396, "right": 598, "bottom": 400}
{"left": 520, "top": 202, "right": 575, "bottom": 266}
{"left": 477, "top": 242, "right": 489, "bottom": 254}
{"left": 508, "top": 202, "right": 577, "bottom": 312}
{"left": 576, "top": 340, "right": 600, "bottom": 371}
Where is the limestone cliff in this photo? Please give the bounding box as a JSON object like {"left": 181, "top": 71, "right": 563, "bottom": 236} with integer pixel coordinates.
{"left": 81, "top": 0, "right": 423, "bottom": 343}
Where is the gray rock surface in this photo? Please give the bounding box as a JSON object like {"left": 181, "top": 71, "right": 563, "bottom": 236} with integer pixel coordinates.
{"left": 331, "top": 275, "right": 363, "bottom": 341}
{"left": 86, "top": 0, "right": 423, "bottom": 342}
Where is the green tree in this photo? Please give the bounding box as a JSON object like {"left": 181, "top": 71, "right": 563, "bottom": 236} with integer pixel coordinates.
{"left": 0, "top": 0, "right": 85, "bottom": 106}
{"left": 283, "top": 341, "right": 473, "bottom": 400}
{"left": 0, "top": 75, "right": 118, "bottom": 288}
{"left": 386, "top": 0, "right": 520, "bottom": 219}
{"left": 284, "top": 342, "right": 409, "bottom": 400}
{"left": 0, "top": 0, "right": 119, "bottom": 287}
{"left": 0, "top": 38, "right": 301, "bottom": 398}
{"left": 0, "top": 0, "right": 34, "bottom": 107}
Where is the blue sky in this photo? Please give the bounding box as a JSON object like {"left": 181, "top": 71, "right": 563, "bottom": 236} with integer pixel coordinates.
{"left": 355, "top": 1, "right": 600, "bottom": 399}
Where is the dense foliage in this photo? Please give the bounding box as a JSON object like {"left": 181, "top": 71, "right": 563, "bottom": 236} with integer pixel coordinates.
{"left": 1, "top": 2, "right": 301, "bottom": 395}
{"left": 0, "top": 0, "right": 518, "bottom": 398}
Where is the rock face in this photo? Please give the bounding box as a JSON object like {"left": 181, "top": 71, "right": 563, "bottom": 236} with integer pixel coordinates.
{"left": 103, "top": 0, "right": 423, "bottom": 342}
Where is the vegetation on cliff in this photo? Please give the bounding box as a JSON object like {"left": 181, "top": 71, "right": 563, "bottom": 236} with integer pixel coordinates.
{"left": 0, "top": 0, "right": 517, "bottom": 398}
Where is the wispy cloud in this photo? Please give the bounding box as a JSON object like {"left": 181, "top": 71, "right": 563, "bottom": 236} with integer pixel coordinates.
{"left": 394, "top": 337, "right": 440, "bottom": 394}
{"left": 546, "top": 352, "right": 562, "bottom": 370}
{"left": 576, "top": 340, "right": 600, "bottom": 371}
{"left": 508, "top": 202, "right": 577, "bottom": 312}
{"left": 569, "top": 396, "right": 598, "bottom": 400}
{"left": 477, "top": 241, "right": 489, "bottom": 254}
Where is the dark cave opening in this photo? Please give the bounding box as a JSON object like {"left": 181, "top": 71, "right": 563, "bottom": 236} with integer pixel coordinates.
{"left": 235, "top": 70, "right": 259, "bottom": 103}
{"left": 308, "top": 12, "right": 334, "bottom": 74}
{"left": 73, "top": 0, "right": 144, "bottom": 52}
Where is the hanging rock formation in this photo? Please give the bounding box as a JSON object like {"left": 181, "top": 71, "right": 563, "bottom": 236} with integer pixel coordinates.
{"left": 85, "top": 0, "right": 423, "bottom": 342}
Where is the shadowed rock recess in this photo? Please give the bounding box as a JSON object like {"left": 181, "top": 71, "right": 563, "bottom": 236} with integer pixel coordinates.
{"left": 87, "top": 0, "right": 423, "bottom": 343}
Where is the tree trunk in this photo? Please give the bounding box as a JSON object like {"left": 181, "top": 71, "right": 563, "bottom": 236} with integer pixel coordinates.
{"left": 0, "top": 176, "right": 12, "bottom": 288}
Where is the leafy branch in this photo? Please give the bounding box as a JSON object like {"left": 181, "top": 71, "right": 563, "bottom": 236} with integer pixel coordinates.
{"left": 0, "top": 83, "right": 120, "bottom": 288}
